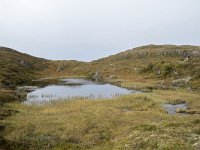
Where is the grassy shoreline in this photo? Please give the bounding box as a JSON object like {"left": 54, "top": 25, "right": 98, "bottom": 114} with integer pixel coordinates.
{"left": 1, "top": 89, "right": 200, "bottom": 149}
{"left": 0, "top": 45, "right": 200, "bottom": 149}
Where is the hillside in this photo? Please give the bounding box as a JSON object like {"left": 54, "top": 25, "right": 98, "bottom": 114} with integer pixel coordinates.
{"left": 0, "top": 47, "right": 87, "bottom": 88}
{"left": 0, "top": 47, "right": 48, "bottom": 88}
{"left": 1, "top": 45, "right": 200, "bottom": 149}
{"left": 87, "top": 45, "right": 200, "bottom": 90}
{"left": 42, "top": 60, "right": 88, "bottom": 77}
{"left": 0, "top": 45, "right": 200, "bottom": 90}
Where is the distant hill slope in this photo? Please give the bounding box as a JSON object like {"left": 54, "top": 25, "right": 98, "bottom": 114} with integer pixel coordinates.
{"left": 0, "top": 45, "right": 200, "bottom": 90}
{"left": 0, "top": 47, "right": 87, "bottom": 88}
{"left": 0, "top": 47, "right": 48, "bottom": 87}
{"left": 87, "top": 45, "right": 200, "bottom": 90}
{"left": 43, "top": 60, "right": 88, "bottom": 78}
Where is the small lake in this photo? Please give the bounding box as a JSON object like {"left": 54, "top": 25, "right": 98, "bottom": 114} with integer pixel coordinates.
{"left": 24, "top": 78, "right": 138, "bottom": 104}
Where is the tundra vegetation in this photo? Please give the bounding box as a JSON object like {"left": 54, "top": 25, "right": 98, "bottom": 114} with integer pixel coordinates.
{"left": 0, "top": 45, "right": 200, "bottom": 149}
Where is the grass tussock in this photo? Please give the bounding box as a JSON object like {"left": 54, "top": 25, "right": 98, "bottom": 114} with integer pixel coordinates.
{"left": 1, "top": 90, "right": 200, "bottom": 149}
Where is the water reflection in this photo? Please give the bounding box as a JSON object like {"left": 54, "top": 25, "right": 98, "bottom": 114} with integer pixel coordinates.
{"left": 25, "top": 78, "right": 138, "bottom": 104}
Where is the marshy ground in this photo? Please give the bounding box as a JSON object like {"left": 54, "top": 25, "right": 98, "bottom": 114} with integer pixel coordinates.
{"left": 1, "top": 89, "right": 200, "bottom": 149}
{"left": 0, "top": 45, "right": 200, "bottom": 149}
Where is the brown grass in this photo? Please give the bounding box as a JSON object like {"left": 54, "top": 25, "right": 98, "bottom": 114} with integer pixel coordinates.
{"left": 1, "top": 90, "right": 200, "bottom": 149}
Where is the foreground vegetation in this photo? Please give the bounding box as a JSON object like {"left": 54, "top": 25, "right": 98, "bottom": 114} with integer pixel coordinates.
{"left": 1, "top": 90, "right": 200, "bottom": 149}
{"left": 0, "top": 45, "right": 200, "bottom": 149}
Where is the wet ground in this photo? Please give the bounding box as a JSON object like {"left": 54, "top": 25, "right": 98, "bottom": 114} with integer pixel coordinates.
{"left": 163, "top": 103, "right": 187, "bottom": 115}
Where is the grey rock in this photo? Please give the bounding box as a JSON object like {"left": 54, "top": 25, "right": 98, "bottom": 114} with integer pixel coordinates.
{"left": 172, "top": 77, "right": 192, "bottom": 87}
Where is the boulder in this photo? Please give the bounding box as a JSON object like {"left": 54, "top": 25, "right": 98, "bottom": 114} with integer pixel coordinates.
{"left": 172, "top": 76, "right": 192, "bottom": 87}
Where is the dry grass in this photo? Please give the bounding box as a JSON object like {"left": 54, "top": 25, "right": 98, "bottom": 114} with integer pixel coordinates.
{"left": 1, "top": 45, "right": 200, "bottom": 149}
{"left": 120, "top": 80, "right": 156, "bottom": 90}
{"left": 1, "top": 90, "right": 200, "bottom": 149}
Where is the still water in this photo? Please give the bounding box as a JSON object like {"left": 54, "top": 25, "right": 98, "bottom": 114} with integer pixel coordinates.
{"left": 25, "top": 78, "right": 138, "bottom": 104}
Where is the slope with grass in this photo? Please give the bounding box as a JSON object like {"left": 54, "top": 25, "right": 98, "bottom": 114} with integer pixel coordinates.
{"left": 1, "top": 45, "right": 200, "bottom": 90}
{"left": 0, "top": 45, "right": 200, "bottom": 149}
{"left": 0, "top": 47, "right": 48, "bottom": 88}
{"left": 86, "top": 45, "right": 200, "bottom": 90}
{"left": 0, "top": 47, "right": 87, "bottom": 88}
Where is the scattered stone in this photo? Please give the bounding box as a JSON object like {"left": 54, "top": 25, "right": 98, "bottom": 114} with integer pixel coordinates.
{"left": 124, "top": 144, "right": 130, "bottom": 148}
{"left": 57, "top": 66, "right": 65, "bottom": 72}
{"left": 134, "top": 68, "right": 141, "bottom": 71}
{"left": 187, "top": 87, "right": 193, "bottom": 91}
{"left": 156, "top": 70, "right": 161, "bottom": 75}
{"left": 172, "top": 76, "right": 192, "bottom": 87}
{"left": 107, "top": 75, "right": 117, "bottom": 80}
{"left": 90, "top": 71, "right": 103, "bottom": 82}
{"left": 192, "top": 142, "right": 200, "bottom": 148}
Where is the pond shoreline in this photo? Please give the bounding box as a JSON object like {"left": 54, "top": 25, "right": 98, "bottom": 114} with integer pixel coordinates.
{"left": 1, "top": 76, "right": 200, "bottom": 149}
{"left": 22, "top": 78, "right": 139, "bottom": 104}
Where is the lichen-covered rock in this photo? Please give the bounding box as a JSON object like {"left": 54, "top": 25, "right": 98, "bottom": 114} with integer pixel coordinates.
{"left": 172, "top": 77, "right": 192, "bottom": 87}
{"left": 88, "top": 71, "right": 103, "bottom": 82}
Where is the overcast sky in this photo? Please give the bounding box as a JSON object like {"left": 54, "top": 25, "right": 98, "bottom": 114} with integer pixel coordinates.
{"left": 0, "top": 0, "right": 200, "bottom": 61}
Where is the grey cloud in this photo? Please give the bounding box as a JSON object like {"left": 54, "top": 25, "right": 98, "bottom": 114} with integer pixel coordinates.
{"left": 0, "top": 0, "right": 200, "bottom": 61}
